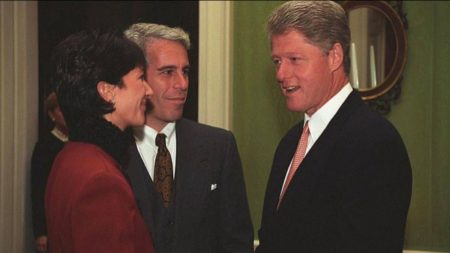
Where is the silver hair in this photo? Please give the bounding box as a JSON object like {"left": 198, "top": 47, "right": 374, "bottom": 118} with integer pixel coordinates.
{"left": 124, "top": 23, "right": 191, "bottom": 52}
{"left": 267, "top": 1, "right": 350, "bottom": 75}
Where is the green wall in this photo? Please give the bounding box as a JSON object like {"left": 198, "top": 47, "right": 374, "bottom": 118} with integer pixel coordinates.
{"left": 233, "top": 1, "right": 450, "bottom": 251}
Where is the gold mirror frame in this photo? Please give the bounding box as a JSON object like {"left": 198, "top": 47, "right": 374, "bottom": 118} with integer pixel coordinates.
{"left": 341, "top": 1, "right": 408, "bottom": 115}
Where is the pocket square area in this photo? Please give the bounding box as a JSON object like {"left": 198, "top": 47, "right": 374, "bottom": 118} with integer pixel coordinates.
{"left": 211, "top": 184, "right": 217, "bottom": 191}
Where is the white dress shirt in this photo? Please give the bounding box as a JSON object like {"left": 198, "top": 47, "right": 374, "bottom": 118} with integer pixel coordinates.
{"left": 134, "top": 122, "right": 177, "bottom": 180}
{"left": 303, "top": 83, "right": 353, "bottom": 154}
{"left": 280, "top": 83, "right": 353, "bottom": 192}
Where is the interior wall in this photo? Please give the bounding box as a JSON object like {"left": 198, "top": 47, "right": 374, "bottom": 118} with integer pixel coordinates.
{"left": 198, "top": 1, "right": 233, "bottom": 129}
{"left": 0, "top": 2, "right": 38, "bottom": 252}
{"left": 232, "top": 1, "right": 450, "bottom": 252}
{"left": 396, "top": 2, "right": 450, "bottom": 251}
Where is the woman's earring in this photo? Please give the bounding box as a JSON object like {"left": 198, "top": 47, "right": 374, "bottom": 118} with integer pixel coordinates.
{"left": 110, "top": 94, "right": 115, "bottom": 105}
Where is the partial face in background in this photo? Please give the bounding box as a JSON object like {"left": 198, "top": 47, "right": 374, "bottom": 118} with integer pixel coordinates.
{"left": 144, "top": 39, "right": 189, "bottom": 130}
{"left": 49, "top": 105, "right": 67, "bottom": 133}
{"left": 271, "top": 29, "right": 335, "bottom": 116}
{"left": 109, "top": 66, "right": 152, "bottom": 130}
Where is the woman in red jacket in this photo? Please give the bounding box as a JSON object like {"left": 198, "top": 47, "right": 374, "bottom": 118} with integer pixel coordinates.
{"left": 45, "top": 30, "right": 154, "bottom": 253}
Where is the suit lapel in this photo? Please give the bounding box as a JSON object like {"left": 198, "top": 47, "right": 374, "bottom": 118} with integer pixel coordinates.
{"left": 277, "top": 91, "right": 362, "bottom": 210}
{"left": 173, "top": 119, "right": 209, "bottom": 223}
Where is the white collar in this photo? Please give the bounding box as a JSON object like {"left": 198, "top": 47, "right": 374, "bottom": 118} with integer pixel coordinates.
{"left": 51, "top": 127, "right": 68, "bottom": 142}
{"left": 134, "top": 122, "right": 176, "bottom": 147}
{"left": 304, "top": 83, "right": 352, "bottom": 143}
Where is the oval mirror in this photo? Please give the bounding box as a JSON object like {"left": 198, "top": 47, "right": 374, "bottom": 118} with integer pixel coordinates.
{"left": 341, "top": 0, "right": 408, "bottom": 114}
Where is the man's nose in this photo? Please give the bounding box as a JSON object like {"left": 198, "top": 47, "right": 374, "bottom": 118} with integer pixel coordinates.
{"left": 174, "top": 71, "right": 188, "bottom": 90}
{"left": 276, "top": 61, "right": 291, "bottom": 82}
{"left": 143, "top": 80, "right": 153, "bottom": 95}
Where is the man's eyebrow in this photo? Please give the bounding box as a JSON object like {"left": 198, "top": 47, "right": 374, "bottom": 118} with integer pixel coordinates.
{"left": 156, "top": 65, "right": 191, "bottom": 71}
{"left": 156, "top": 65, "right": 177, "bottom": 71}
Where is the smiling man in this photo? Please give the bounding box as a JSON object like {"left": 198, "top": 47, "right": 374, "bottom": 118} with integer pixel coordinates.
{"left": 124, "top": 23, "right": 253, "bottom": 253}
{"left": 256, "top": 1, "right": 412, "bottom": 253}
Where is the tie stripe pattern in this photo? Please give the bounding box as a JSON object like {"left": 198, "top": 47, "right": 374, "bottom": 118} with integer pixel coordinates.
{"left": 278, "top": 122, "right": 310, "bottom": 207}
{"left": 154, "top": 133, "right": 174, "bottom": 207}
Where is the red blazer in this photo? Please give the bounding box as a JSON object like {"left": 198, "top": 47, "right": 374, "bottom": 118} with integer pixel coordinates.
{"left": 45, "top": 142, "right": 154, "bottom": 253}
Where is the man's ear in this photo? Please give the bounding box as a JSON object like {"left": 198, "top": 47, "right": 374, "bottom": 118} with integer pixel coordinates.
{"left": 328, "top": 42, "right": 344, "bottom": 72}
{"left": 97, "top": 81, "right": 115, "bottom": 103}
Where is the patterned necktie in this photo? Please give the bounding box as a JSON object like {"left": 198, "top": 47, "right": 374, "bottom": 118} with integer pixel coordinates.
{"left": 154, "top": 133, "right": 173, "bottom": 207}
{"left": 278, "top": 122, "right": 310, "bottom": 207}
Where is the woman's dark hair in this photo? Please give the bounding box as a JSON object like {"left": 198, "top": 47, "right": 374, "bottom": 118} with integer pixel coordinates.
{"left": 50, "top": 29, "right": 146, "bottom": 130}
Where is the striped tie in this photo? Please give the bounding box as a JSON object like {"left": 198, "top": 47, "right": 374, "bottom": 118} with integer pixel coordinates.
{"left": 278, "top": 122, "right": 310, "bottom": 207}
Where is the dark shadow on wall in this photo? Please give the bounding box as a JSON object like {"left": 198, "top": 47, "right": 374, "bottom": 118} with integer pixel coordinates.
{"left": 38, "top": 1, "right": 199, "bottom": 139}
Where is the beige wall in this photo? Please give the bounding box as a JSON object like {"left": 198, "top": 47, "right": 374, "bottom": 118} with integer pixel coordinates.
{"left": 0, "top": 1, "right": 38, "bottom": 252}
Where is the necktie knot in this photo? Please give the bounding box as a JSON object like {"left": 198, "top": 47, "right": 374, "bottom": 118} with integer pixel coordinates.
{"left": 155, "top": 133, "right": 166, "bottom": 148}
{"left": 301, "top": 122, "right": 310, "bottom": 141}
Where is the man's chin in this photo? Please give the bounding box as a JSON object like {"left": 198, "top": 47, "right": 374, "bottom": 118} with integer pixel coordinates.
{"left": 286, "top": 103, "right": 305, "bottom": 113}
{"left": 168, "top": 113, "right": 183, "bottom": 122}
{"left": 148, "top": 113, "right": 184, "bottom": 124}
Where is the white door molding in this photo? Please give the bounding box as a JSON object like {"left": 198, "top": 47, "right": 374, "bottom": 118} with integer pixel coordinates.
{"left": 198, "top": 1, "right": 233, "bottom": 130}
{"left": 0, "top": 1, "right": 38, "bottom": 252}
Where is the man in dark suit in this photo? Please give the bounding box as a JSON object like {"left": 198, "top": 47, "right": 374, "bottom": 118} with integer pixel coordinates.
{"left": 124, "top": 23, "right": 254, "bottom": 253}
{"left": 256, "top": 1, "right": 412, "bottom": 253}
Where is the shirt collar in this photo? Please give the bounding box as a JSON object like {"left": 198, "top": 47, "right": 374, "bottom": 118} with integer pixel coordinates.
{"left": 51, "top": 127, "right": 68, "bottom": 142}
{"left": 134, "top": 122, "right": 176, "bottom": 147}
{"left": 304, "top": 83, "right": 353, "bottom": 142}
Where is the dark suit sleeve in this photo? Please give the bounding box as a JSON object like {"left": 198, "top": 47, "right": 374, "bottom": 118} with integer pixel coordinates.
{"left": 335, "top": 129, "right": 412, "bottom": 253}
{"left": 219, "top": 132, "right": 254, "bottom": 253}
{"left": 30, "top": 141, "right": 50, "bottom": 238}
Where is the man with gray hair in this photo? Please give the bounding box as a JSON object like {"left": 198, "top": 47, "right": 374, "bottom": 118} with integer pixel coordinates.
{"left": 125, "top": 23, "right": 254, "bottom": 253}
{"left": 256, "top": 1, "right": 412, "bottom": 252}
